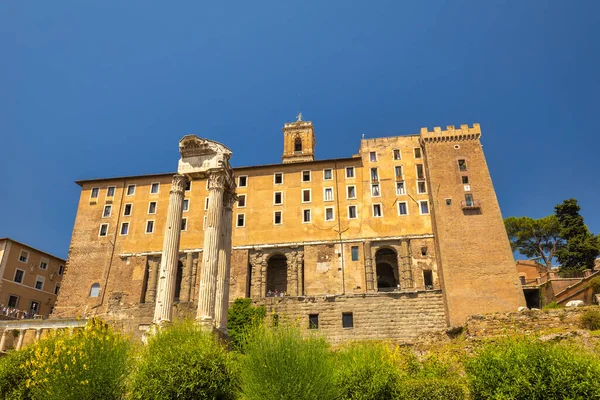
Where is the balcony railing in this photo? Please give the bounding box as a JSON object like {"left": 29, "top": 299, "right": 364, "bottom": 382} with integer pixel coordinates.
{"left": 461, "top": 199, "right": 481, "bottom": 209}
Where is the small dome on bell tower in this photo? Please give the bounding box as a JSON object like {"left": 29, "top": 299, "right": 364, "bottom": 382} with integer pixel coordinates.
{"left": 282, "top": 113, "right": 316, "bottom": 164}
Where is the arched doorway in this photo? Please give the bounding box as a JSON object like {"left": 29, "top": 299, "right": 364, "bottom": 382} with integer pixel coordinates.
{"left": 266, "top": 254, "right": 287, "bottom": 295}
{"left": 375, "top": 248, "right": 399, "bottom": 291}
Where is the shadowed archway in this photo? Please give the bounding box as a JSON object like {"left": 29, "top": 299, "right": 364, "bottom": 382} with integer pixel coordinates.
{"left": 266, "top": 254, "right": 288, "bottom": 295}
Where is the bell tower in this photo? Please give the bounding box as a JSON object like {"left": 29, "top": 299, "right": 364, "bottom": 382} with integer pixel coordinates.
{"left": 282, "top": 113, "right": 316, "bottom": 163}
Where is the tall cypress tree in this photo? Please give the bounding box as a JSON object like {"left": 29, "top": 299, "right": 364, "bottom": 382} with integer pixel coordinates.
{"left": 554, "top": 198, "right": 600, "bottom": 275}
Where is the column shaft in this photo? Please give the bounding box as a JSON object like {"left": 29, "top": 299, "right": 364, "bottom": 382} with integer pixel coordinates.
{"left": 16, "top": 330, "right": 25, "bottom": 350}
{"left": 35, "top": 329, "right": 42, "bottom": 341}
{"left": 153, "top": 174, "right": 187, "bottom": 325}
{"left": 146, "top": 258, "right": 160, "bottom": 303}
{"left": 215, "top": 192, "right": 235, "bottom": 332}
{"left": 180, "top": 252, "right": 193, "bottom": 303}
{"left": 0, "top": 330, "right": 8, "bottom": 352}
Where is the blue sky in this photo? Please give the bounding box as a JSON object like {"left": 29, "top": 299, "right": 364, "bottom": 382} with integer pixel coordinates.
{"left": 1, "top": 1, "right": 598, "bottom": 259}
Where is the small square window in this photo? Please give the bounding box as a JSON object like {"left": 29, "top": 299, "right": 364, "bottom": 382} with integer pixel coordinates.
{"left": 274, "top": 192, "right": 282, "bottom": 205}
{"left": 395, "top": 166, "right": 403, "bottom": 179}
{"left": 462, "top": 176, "right": 469, "bottom": 184}
{"left": 369, "top": 151, "right": 377, "bottom": 162}
{"left": 103, "top": 205, "right": 112, "bottom": 218}
{"left": 373, "top": 204, "right": 382, "bottom": 217}
{"left": 303, "top": 209, "right": 311, "bottom": 223}
{"left": 351, "top": 246, "right": 359, "bottom": 261}
{"left": 346, "top": 167, "right": 355, "bottom": 179}
{"left": 123, "top": 203, "right": 133, "bottom": 216}
{"left": 370, "top": 168, "right": 378, "bottom": 181}
{"left": 90, "top": 187, "right": 99, "bottom": 199}
{"left": 107, "top": 186, "right": 116, "bottom": 197}
{"left": 342, "top": 312, "right": 354, "bottom": 329}
{"left": 126, "top": 185, "right": 136, "bottom": 196}
{"left": 347, "top": 185, "right": 356, "bottom": 199}
{"left": 398, "top": 202, "right": 408, "bottom": 215}
{"left": 274, "top": 173, "right": 283, "bottom": 185}
{"left": 238, "top": 176, "right": 248, "bottom": 187}
{"left": 8, "top": 295, "right": 19, "bottom": 308}
{"left": 324, "top": 187, "right": 334, "bottom": 202}
{"left": 371, "top": 184, "right": 380, "bottom": 197}
{"left": 396, "top": 182, "right": 406, "bottom": 195}
{"left": 39, "top": 260, "right": 48, "bottom": 270}
{"left": 14, "top": 269, "right": 24, "bottom": 283}
{"left": 18, "top": 250, "right": 29, "bottom": 263}
{"left": 325, "top": 207, "right": 334, "bottom": 221}
{"left": 183, "top": 199, "right": 190, "bottom": 212}
{"left": 238, "top": 194, "right": 247, "bottom": 208}
{"left": 458, "top": 159, "right": 467, "bottom": 171}
{"left": 302, "top": 189, "right": 311, "bottom": 203}
{"left": 99, "top": 223, "right": 109, "bottom": 237}
{"left": 445, "top": 198, "right": 452, "bottom": 206}
{"left": 393, "top": 149, "right": 401, "bottom": 160}
{"left": 416, "top": 164, "right": 424, "bottom": 179}
{"left": 302, "top": 170, "right": 311, "bottom": 182}
{"left": 414, "top": 147, "right": 422, "bottom": 158}
{"left": 58, "top": 265, "right": 64, "bottom": 275}
{"left": 348, "top": 205, "right": 357, "bottom": 219}
{"left": 323, "top": 169, "right": 333, "bottom": 180}
{"left": 236, "top": 214, "right": 245, "bottom": 227}
{"left": 145, "top": 220, "right": 154, "bottom": 234}
{"left": 309, "top": 314, "right": 319, "bottom": 329}
{"left": 150, "top": 182, "right": 160, "bottom": 194}
{"left": 181, "top": 218, "right": 188, "bottom": 231}
{"left": 420, "top": 201, "right": 430, "bottom": 215}
{"left": 120, "top": 222, "right": 129, "bottom": 235}
{"left": 274, "top": 211, "right": 282, "bottom": 225}
{"left": 148, "top": 201, "right": 157, "bottom": 214}
{"left": 35, "top": 276, "right": 44, "bottom": 290}
{"left": 417, "top": 181, "right": 427, "bottom": 194}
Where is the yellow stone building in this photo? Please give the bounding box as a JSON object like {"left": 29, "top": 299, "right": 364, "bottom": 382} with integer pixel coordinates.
{"left": 52, "top": 118, "right": 524, "bottom": 342}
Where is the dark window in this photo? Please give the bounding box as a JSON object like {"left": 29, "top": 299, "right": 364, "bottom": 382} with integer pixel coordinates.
{"left": 465, "top": 194, "right": 474, "bottom": 207}
{"left": 393, "top": 149, "right": 401, "bottom": 160}
{"left": 8, "top": 295, "right": 18, "bottom": 308}
{"left": 90, "top": 187, "right": 99, "bottom": 198}
{"left": 309, "top": 314, "right": 319, "bottom": 329}
{"left": 370, "top": 168, "right": 378, "bottom": 181}
{"left": 342, "top": 312, "right": 354, "bottom": 328}
{"left": 417, "top": 181, "right": 427, "bottom": 194}
{"left": 120, "top": 222, "right": 129, "bottom": 235}
{"left": 348, "top": 206, "right": 357, "bottom": 219}
{"left": 347, "top": 186, "right": 356, "bottom": 199}
{"left": 423, "top": 270, "right": 433, "bottom": 289}
{"left": 274, "top": 192, "right": 282, "bottom": 205}
{"left": 103, "top": 205, "right": 112, "bottom": 217}
{"left": 148, "top": 202, "right": 157, "bottom": 214}
{"left": 416, "top": 164, "right": 424, "bottom": 179}
{"left": 107, "top": 186, "right": 116, "bottom": 197}
{"left": 398, "top": 202, "right": 408, "bottom": 215}
{"left": 123, "top": 203, "right": 133, "bottom": 216}
{"left": 184, "top": 180, "right": 191, "bottom": 191}
{"left": 346, "top": 167, "right": 354, "bottom": 178}
{"left": 150, "top": 183, "right": 159, "bottom": 194}
{"left": 99, "top": 224, "right": 109, "bottom": 236}
{"left": 462, "top": 176, "right": 469, "bottom": 184}
{"left": 421, "top": 247, "right": 427, "bottom": 256}
{"left": 274, "top": 211, "right": 282, "bottom": 225}
{"left": 35, "top": 278, "right": 43, "bottom": 290}
{"left": 54, "top": 285, "right": 60, "bottom": 295}
{"left": 181, "top": 218, "right": 187, "bottom": 231}
{"left": 14, "top": 269, "right": 24, "bottom": 283}
{"left": 294, "top": 137, "right": 302, "bottom": 152}
{"left": 351, "top": 246, "right": 359, "bottom": 261}
{"left": 238, "top": 176, "right": 247, "bottom": 187}
{"left": 274, "top": 173, "right": 283, "bottom": 184}
{"left": 420, "top": 201, "right": 429, "bottom": 215}
{"left": 445, "top": 198, "right": 452, "bottom": 206}
{"left": 369, "top": 151, "right": 377, "bottom": 162}
{"left": 323, "top": 169, "right": 333, "bottom": 180}
{"left": 414, "top": 148, "right": 422, "bottom": 158}
{"left": 58, "top": 265, "right": 64, "bottom": 275}
{"left": 183, "top": 199, "right": 189, "bottom": 211}
{"left": 373, "top": 204, "right": 382, "bottom": 217}
{"left": 237, "top": 214, "right": 245, "bottom": 227}
{"left": 145, "top": 221, "right": 154, "bottom": 233}
{"left": 395, "top": 166, "right": 403, "bottom": 178}
{"left": 458, "top": 159, "right": 467, "bottom": 171}
{"left": 520, "top": 276, "right": 526, "bottom": 285}
{"left": 238, "top": 195, "right": 246, "bottom": 207}
{"left": 126, "top": 185, "right": 136, "bottom": 195}
{"left": 302, "top": 171, "right": 311, "bottom": 182}
{"left": 303, "top": 209, "right": 311, "bottom": 223}
{"left": 302, "top": 190, "right": 311, "bottom": 202}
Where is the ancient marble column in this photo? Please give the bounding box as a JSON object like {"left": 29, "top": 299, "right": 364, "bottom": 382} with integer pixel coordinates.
{"left": 214, "top": 191, "right": 236, "bottom": 332}
{"left": 180, "top": 252, "right": 193, "bottom": 303}
{"left": 0, "top": 330, "right": 8, "bottom": 352}
{"left": 196, "top": 171, "right": 226, "bottom": 328}
{"left": 16, "top": 330, "right": 25, "bottom": 350}
{"left": 153, "top": 174, "right": 187, "bottom": 326}
{"left": 145, "top": 258, "right": 160, "bottom": 303}
{"left": 35, "top": 329, "right": 42, "bottom": 341}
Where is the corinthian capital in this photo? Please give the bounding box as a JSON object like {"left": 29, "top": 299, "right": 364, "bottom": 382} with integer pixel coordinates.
{"left": 171, "top": 174, "right": 188, "bottom": 194}
{"left": 207, "top": 170, "right": 227, "bottom": 191}
{"left": 223, "top": 191, "right": 237, "bottom": 210}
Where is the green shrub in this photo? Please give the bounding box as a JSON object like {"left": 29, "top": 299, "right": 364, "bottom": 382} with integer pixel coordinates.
{"left": 227, "top": 298, "right": 266, "bottom": 350}
{"left": 589, "top": 276, "right": 600, "bottom": 294}
{"left": 543, "top": 301, "right": 561, "bottom": 309}
{"left": 394, "top": 378, "right": 466, "bottom": 400}
{"left": 466, "top": 337, "right": 600, "bottom": 399}
{"left": 129, "top": 320, "right": 237, "bottom": 400}
{"left": 334, "top": 342, "right": 401, "bottom": 400}
{"left": 0, "top": 347, "right": 34, "bottom": 399}
{"left": 580, "top": 309, "right": 600, "bottom": 330}
{"left": 239, "top": 324, "right": 338, "bottom": 400}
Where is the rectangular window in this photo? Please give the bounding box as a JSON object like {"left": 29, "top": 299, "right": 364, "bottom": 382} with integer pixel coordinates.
{"left": 183, "top": 199, "right": 190, "bottom": 212}
{"left": 107, "top": 186, "right": 116, "bottom": 197}
{"left": 274, "top": 211, "right": 282, "bottom": 225}
{"left": 351, "top": 246, "right": 359, "bottom": 261}
{"left": 324, "top": 187, "right": 333, "bottom": 202}
{"left": 236, "top": 214, "right": 245, "bottom": 227}
{"left": 99, "top": 223, "right": 109, "bottom": 237}
{"left": 373, "top": 204, "right": 382, "bottom": 217}
{"left": 302, "top": 170, "right": 311, "bottom": 182}
{"left": 395, "top": 166, "right": 403, "bottom": 179}
{"left": 39, "top": 259, "right": 48, "bottom": 270}
{"left": 371, "top": 184, "right": 380, "bottom": 197}
{"left": 103, "top": 205, "right": 112, "bottom": 218}
{"left": 420, "top": 201, "right": 430, "bottom": 215}
{"left": 123, "top": 203, "right": 133, "bottom": 216}
{"left": 302, "top": 189, "right": 311, "bottom": 203}
{"left": 458, "top": 159, "right": 467, "bottom": 171}
{"left": 346, "top": 167, "right": 355, "bottom": 178}
{"left": 238, "top": 176, "right": 248, "bottom": 187}
{"left": 342, "top": 312, "right": 354, "bottom": 328}
{"left": 323, "top": 169, "right": 333, "bottom": 180}
{"left": 7, "top": 295, "right": 18, "bottom": 308}
{"left": 445, "top": 198, "right": 452, "bottom": 206}
{"left": 416, "top": 164, "right": 424, "bottom": 180}
{"left": 185, "top": 180, "right": 192, "bottom": 191}
{"left": 126, "top": 184, "right": 136, "bottom": 196}
{"left": 58, "top": 265, "right": 64, "bottom": 275}
{"left": 205, "top": 197, "right": 210, "bottom": 210}
{"left": 347, "top": 185, "right": 356, "bottom": 199}
{"left": 369, "top": 151, "right": 377, "bottom": 162}
{"left": 90, "top": 187, "right": 99, "bottom": 199}
{"left": 14, "top": 269, "right": 24, "bottom": 284}
{"left": 181, "top": 218, "right": 187, "bottom": 231}
{"left": 462, "top": 176, "right": 469, "bottom": 184}
{"left": 325, "top": 207, "right": 334, "bottom": 221}
{"left": 414, "top": 147, "right": 422, "bottom": 159}
{"left": 148, "top": 201, "right": 157, "bottom": 214}
{"left": 398, "top": 202, "right": 408, "bottom": 215}
{"left": 120, "top": 222, "right": 129, "bottom": 236}
{"left": 302, "top": 209, "right": 311, "bottom": 223}
{"left": 465, "top": 194, "right": 474, "bottom": 207}
{"left": 150, "top": 182, "right": 160, "bottom": 194}
{"left": 54, "top": 284, "right": 60, "bottom": 295}
{"left": 393, "top": 149, "right": 401, "bottom": 160}
{"left": 273, "top": 192, "right": 282, "bottom": 205}
{"left": 370, "top": 168, "right": 378, "bottom": 181}
{"left": 417, "top": 181, "right": 427, "bottom": 194}
{"left": 348, "top": 205, "right": 357, "bottom": 219}
{"left": 234, "top": 194, "right": 245, "bottom": 208}
{"left": 423, "top": 270, "right": 434, "bottom": 289}
{"left": 18, "top": 250, "right": 29, "bottom": 263}
{"left": 396, "top": 182, "right": 406, "bottom": 195}
{"left": 145, "top": 220, "right": 154, "bottom": 234}
{"left": 35, "top": 276, "right": 44, "bottom": 290}
{"left": 274, "top": 173, "right": 283, "bottom": 185}
{"left": 309, "top": 314, "right": 319, "bottom": 329}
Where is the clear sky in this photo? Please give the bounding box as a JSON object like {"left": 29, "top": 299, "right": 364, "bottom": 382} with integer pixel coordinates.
{"left": 1, "top": 1, "right": 598, "bottom": 259}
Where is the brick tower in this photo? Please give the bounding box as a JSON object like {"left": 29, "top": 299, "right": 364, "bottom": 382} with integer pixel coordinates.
{"left": 282, "top": 113, "right": 315, "bottom": 164}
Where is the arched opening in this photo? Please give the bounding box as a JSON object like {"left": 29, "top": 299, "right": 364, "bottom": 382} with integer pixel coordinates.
{"left": 375, "top": 248, "right": 399, "bottom": 292}
{"left": 89, "top": 283, "right": 101, "bottom": 298}
{"left": 174, "top": 260, "right": 184, "bottom": 302}
{"left": 266, "top": 254, "right": 287, "bottom": 296}
{"left": 294, "top": 137, "right": 302, "bottom": 152}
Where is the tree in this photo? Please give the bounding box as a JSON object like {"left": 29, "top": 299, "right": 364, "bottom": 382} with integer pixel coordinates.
{"left": 504, "top": 215, "right": 562, "bottom": 269}
{"left": 227, "top": 298, "right": 266, "bottom": 350}
{"left": 554, "top": 198, "right": 600, "bottom": 274}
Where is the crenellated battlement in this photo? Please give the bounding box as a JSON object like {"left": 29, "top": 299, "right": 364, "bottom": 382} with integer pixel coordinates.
{"left": 420, "top": 123, "right": 481, "bottom": 143}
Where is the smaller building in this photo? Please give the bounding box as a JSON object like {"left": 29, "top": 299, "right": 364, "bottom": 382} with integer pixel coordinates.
{"left": 0, "top": 238, "right": 65, "bottom": 318}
